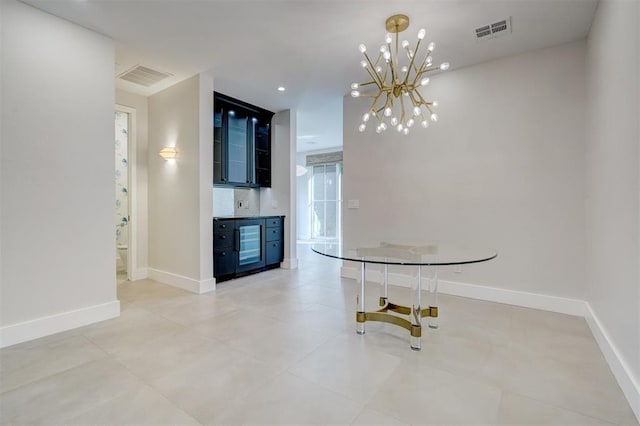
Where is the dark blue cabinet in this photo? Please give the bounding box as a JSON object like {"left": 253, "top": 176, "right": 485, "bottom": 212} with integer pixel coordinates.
{"left": 214, "top": 92, "right": 274, "bottom": 188}
{"left": 213, "top": 216, "right": 284, "bottom": 282}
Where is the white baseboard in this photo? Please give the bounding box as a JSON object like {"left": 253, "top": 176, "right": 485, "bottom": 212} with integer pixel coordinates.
{"left": 0, "top": 300, "right": 120, "bottom": 349}
{"left": 340, "top": 266, "right": 585, "bottom": 316}
{"left": 585, "top": 303, "right": 640, "bottom": 421}
{"left": 281, "top": 258, "right": 299, "bottom": 270}
{"left": 148, "top": 268, "right": 215, "bottom": 294}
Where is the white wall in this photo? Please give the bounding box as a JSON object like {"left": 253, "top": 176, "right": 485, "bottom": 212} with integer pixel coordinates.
{"left": 586, "top": 0, "right": 639, "bottom": 417}
{"left": 0, "top": 0, "right": 119, "bottom": 345}
{"left": 116, "top": 90, "right": 149, "bottom": 280}
{"left": 343, "top": 41, "right": 587, "bottom": 300}
{"left": 147, "top": 73, "right": 214, "bottom": 293}
{"left": 260, "top": 110, "right": 297, "bottom": 268}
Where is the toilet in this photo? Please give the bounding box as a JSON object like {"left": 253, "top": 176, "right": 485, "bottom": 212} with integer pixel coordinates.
{"left": 117, "top": 244, "right": 128, "bottom": 272}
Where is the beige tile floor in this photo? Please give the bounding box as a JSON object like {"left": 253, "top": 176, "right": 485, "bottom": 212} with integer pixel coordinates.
{"left": 1, "top": 246, "right": 638, "bottom": 425}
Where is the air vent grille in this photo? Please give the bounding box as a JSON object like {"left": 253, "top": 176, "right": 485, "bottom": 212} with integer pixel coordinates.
{"left": 475, "top": 17, "right": 512, "bottom": 41}
{"left": 118, "top": 65, "right": 173, "bottom": 87}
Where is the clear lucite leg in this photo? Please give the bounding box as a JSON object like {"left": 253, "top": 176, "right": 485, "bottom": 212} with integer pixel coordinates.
{"left": 380, "top": 263, "right": 388, "bottom": 306}
{"left": 410, "top": 265, "right": 422, "bottom": 350}
{"left": 356, "top": 259, "right": 366, "bottom": 335}
{"left": 428, "top": 267, "right": 439, "bottom": 329}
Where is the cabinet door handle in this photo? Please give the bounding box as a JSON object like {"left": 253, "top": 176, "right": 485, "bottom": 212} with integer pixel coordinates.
{"left": 221, "top": 251, "right": 226, "bottom": 256}
{"left": 220, "top": 235, "right": 226, "bottom": 240}
{"left": 220, "top": 224, "right": 227, "bottom": 229}
{"left": 233, "top": 229, "right": 240, "bottom": 252}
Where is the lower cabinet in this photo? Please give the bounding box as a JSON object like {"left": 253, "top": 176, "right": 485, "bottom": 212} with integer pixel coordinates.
{"left": 213, "top": 216, "right": 284, "bottom": 282}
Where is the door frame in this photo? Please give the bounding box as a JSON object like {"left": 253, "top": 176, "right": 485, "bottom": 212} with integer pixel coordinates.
{"left": 115, "top": 104, "right": 138, "bottom": 281}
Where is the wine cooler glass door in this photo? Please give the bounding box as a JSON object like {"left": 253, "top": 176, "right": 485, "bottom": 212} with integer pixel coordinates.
{"left": 236, "top": 221, "right": 265, "bottom": 272}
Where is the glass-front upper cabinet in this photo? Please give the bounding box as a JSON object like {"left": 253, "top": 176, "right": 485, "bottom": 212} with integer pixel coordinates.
{"left": 214, "top": 92, "right": 274, "bottom": 187}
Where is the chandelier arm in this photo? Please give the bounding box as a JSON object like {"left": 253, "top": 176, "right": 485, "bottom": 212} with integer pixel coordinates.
{"left": 370, "top": 91, "right": 384, "bottom": 108}
{"left": 408, "top": 91, "right": 422, "bottom": 109}
{"left": 386, "top": 41, "right": 396, "bottom": 84}
{"left": 425, "top": 104, "right": 434, "bottom": 115}
{"left": 394, "top": 31, "right": 400, "bottom": 85}
{"left": 381, "top": 65, "right": 390, "bottom": 88}
{"left": 384, "top": 92, "right": 394, "bottom": 114}
{"left": 364, "top": 67, "right": 383, "bottom": 90}
{"left": 374, "top": 105, "right": 386, "bottom": 121}
{"left": 415, "top": 89, "right": 429, "bottom": 106}
{"left": 401, "top": 38, "right": 422, "bottom": 86}
{"left": 412, "top": 54, "right": 432, "bottom": 86}
{"left": 363, "top": 53, "right": 384, "bottom": 89}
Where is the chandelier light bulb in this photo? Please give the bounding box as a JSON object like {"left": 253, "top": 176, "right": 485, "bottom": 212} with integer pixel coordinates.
{"left": 351, "top": 83, "right": 359, "bottom": 89}
{"left": 407, "top": 118, "right": 415, "bottom": 127}
{"left": 426, "top": 57, "right": 433, "bottom": 66}
{"left": 413, "top": 106, "right": 421, "bottom": 116}
{"left": 384, "top": 107, "right": 392, "bottom": 117}
{"left": 391, "top": 117, "right": 398, "bottom": 126}
{"left": 380, "top": 122, "right": 388, "bottom": 131}
{"left": 421, "top": 120, "right": 430, "bottom": 128}
{"left": 362, "top": 113, "right": 370, "bottom": 122}
{"left": 351, "top": 90, "right": 360, "bottom": 97}
{"left": 376, "top": 66, "right": 382, "bottom": 73}
{"left": 396, "top": 124, "right": 404, "bottom": 132}
{"left": 409, "top": 50, "right": 414, "bottom": 58}
{"left": 432, "top": 101, "right": 438, "bottom": 107}
{"left": 359, "top": 124, "right": 366, "bottom": 132}
{"left": 376, "top": 126, "right": 382, "bottom": 133}
{"left": 417, "top": 28, "right": 426, "bottom": 40}
{"left": 427, "top": 41, "right": 435, "bottom": 51}
{"left": 385, "top": 33, "right": 392, "bottom": 43}
{"left": 401, "top": 66, "right": 408, "bottom": 73}
{"left": 401, "top": 40, "right": 410, "bottom": 48}
{"left": 440, "top": 62, "right": 450, "bottom": 70}
{"left": 403, "top": 128, "right": 410, "bottom": 135}
{"left": 383, "top": 51, "right": 391, "bottom": 61}
{"left": 359, "top": 44, "right": 367, "bottom": 53}
{"left": 420, "top": 77, "right": 430, "bottom": 86}
{"left": 360, "top": 60, "right": 367, "bottom": 68}
{"left": 430, "top": 113, "right": 438, "bottom": 122}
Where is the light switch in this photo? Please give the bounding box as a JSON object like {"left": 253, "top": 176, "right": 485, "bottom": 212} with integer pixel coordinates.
{"left": 347, "top": 199, "right": 360, "bottom": 209}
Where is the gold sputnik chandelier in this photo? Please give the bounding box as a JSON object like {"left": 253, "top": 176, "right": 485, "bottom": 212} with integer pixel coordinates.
{"left": 351, "top": 14, "right": 449, "bottom": 135}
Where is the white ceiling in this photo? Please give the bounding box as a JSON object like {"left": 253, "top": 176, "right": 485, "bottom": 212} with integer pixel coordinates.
{"left": 22, "top": 0, "right": 598, "bottom": 152}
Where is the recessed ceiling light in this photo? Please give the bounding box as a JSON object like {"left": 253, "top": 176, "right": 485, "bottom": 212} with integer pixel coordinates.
{"left": 277, "top": 86, "right": 286, "bottom": 92}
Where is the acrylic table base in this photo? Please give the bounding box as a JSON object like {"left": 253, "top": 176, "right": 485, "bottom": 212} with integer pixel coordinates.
{"left": 356, "top": 262, "right": 438, "bottom": 350}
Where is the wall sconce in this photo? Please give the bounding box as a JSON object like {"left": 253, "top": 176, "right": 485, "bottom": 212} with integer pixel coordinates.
{"left": 159, "top": 147, "right": 177, "bottom": 160}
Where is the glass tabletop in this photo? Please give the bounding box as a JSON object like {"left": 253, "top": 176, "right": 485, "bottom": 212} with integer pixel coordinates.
{"left": 311, "top": 241, "right": 497, "bottom": 266}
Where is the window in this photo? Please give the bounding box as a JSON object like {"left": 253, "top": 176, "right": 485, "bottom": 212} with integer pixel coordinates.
{"left": 310, "top": 163, "right": 342, "bottom": 240}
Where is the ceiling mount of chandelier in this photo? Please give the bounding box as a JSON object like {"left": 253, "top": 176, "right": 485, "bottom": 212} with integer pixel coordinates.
{"left": 351, "top": 14, "right": 449, "bottom": 135}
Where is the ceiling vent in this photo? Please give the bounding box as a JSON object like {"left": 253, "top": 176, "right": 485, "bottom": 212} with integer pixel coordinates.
{"left": 118, "top": 65, "right": 173, "bottom": 87}
{"left": 475, "top": 17, "right": 512, "bottom": 41}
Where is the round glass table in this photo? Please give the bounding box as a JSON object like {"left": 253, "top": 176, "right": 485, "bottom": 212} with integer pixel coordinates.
{"left": 312, "top": 242, "right": 497, "bottom": 350}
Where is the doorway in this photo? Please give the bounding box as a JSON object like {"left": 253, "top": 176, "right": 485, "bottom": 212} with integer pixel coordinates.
{"left": 310, "top": 163, "right": 342, "bottom": 241}
{"left": 114, "top": 105, "right": 136, "bottom": 283}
